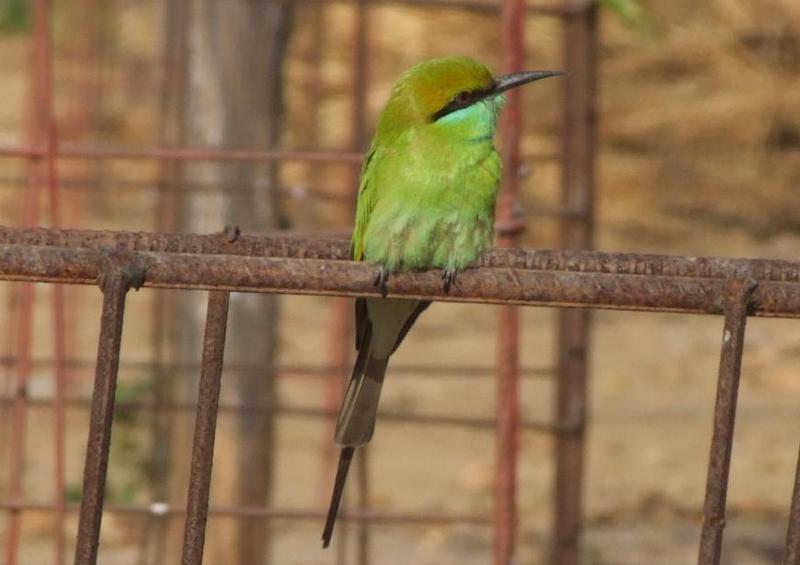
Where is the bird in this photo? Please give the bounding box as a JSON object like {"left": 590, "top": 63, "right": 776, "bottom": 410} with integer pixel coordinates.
{"left": 322, "top": 56, "right": 562, "bottom": 547}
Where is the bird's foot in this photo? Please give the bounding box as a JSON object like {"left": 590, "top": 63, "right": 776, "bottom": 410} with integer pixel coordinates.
{"left": 373, "top": 265, "right": 389, "bottom": 298}
{"left": 442, "top": 268, "right": 458, "bottom": 294}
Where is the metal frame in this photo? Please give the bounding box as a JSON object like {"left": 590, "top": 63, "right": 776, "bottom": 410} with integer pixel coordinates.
{"left": 1, "top": 0, "right": 597, "bottom": 564}
{"left": 3, "top": 227, "right": 800, "bottom": 565}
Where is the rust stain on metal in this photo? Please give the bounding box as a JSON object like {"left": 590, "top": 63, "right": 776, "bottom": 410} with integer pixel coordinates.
{"left": 0, "top": 395, "right": 563, "bottom": 433}
{"left": 554, "top": 4, "right": 598, "bottom": 564}
{"left": 5, "top": 225, "right": 800, "bottom": 283}
{"left": 73, "top": 262, "right": 142, "bottom": 565}
{"left": 0, "top": 499, "right": 491, "bottom": 525}
{"left": 4, "top": 239, "right": 800, "bottom": 316}
{"left": 697, "top": 278, "right": 757, "bottom": 565}
{"left": 785, "top": 444, "right": 800, "bottom": 565}
{"left": 493, "top": 0, "right": 525, "bottom": 561}
{"left": 181, "top": 291, "right": 230, "bottom": 565}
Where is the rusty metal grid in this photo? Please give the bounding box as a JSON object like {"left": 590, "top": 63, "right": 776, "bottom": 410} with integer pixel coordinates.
{"left": 3, "top": 0, "right": 797, "bottom": 562}
{"left": 3, "top": 225, "right": 800, "bottom": 565}
{"left": 0, "top": 0, "right": 598, "bottom": 565}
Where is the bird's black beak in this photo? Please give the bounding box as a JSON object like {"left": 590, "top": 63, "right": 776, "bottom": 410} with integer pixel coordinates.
{"left": 492, "top": 70, "right": 565, "bottom": 95}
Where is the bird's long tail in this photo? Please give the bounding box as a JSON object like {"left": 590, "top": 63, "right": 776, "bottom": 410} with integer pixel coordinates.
{"left": 321, "top": 446, "right": 354, "bottom": 548}
{"left": 322, "top": 297, "right": 428, "bottom": 548}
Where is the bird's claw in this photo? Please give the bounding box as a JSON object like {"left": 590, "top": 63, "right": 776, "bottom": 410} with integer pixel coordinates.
{"left": 373, "top": 266, "right": 389, "bottom": 297}
{"left": 442, "top": 269, "right": 458, "bottom": 294}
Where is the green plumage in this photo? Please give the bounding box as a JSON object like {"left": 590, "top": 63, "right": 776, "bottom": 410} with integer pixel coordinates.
{"left": 338, "top": 58, "right": 504, "bottom": 447}
{"left": 323, "top": 56, "right": 561, "bottom": 548}
{"left": 353, "top": 56, "right": 503, "bottom": 271}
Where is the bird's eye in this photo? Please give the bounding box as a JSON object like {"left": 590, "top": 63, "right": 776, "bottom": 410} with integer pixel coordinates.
{"left": 455, "top": 91, "right": 472, "bottom": 105}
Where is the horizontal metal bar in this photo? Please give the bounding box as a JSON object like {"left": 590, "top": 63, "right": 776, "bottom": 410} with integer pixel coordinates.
{"left": 4, "top": 241, "right": 800, "bottom": 317}
{"left": 0, "top": 144, "right": 363, "bottom": 164}
{"left": 0, "top": 172, "right": 353, "bottom": 202}
{"left": 0, "top": 396, "right": 559, "bottom": 432}
{"left": 4, "top": 226, "right": 800, "bottom": 284}
{"left": 0, "top": 500, "right": 490, "bottom": 525}
{"left": 0, "top": 144, "right": 558, "bottom": 165}
{"left": 305, "top": 0, "right": 582, "bottom": 16}
{"left": 0, "top": 357, "right": 555, "bottom": 379}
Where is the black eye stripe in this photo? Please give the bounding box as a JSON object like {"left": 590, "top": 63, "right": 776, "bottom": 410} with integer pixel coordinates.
{"left": 431, "top": 85, "right": 496, "bottom": 122}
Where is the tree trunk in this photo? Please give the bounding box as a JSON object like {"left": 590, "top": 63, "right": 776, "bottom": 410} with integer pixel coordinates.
{"left": 157, "top": 1, "right": 293, "bottom": 563}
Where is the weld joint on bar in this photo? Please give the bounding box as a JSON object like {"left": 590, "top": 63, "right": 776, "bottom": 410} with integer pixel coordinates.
{"left": 221, "top": 224, "right": 241, "bottom": 244}
{"left": 722, "top": 278, "right": 758, "bottom": 313}
{"left": 96, "top": 249, "right": 148, "bottom": 294}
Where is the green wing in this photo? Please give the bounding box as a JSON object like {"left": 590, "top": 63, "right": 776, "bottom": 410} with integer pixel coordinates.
{"left": 352, "top": 148, "right": 377, "bottom": 261}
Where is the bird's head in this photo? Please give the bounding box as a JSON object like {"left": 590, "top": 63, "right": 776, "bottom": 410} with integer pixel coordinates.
{"left": 375, "top": 57, "right": 562, "bottom": 142}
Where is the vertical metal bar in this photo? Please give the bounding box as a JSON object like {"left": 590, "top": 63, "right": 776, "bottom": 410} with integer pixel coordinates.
{"left": 352, "top": 0, "right": 368, "bottom": 150}
{"left": 324, "top": 298, "right": 352, "bottom": 560}
{"left": 36, "top": 0, "right": 67, "bottom": 561}
{"left": 74, "top": 269, "right": 133, "bottom": 565}
{"left": 144, "top": 2, "right": 192, "bottom": 562}
{"left": 306, "top": 2, "right": 326, "bottom": 196}
{"left": 65, "top": 0, "right": 98, "bottom": 141}
{"left": 553, "top": 4, "right": 597, "bottom": 564}
{"left": 4, "top": 286, "right": 34, "bottom": 565}
{"left": 784, "top": 444, "right": 800, "bottom": 565}
{"left": 4, "top": 0, "right": 53, "bottom": 560}
{"left": 181, "top": 291, "right": 230, "bottom": 565}
{"left": 352, "top": 3, "right": 371, "bottom": 564}
{"left": 697, "top": 279, "right": 756, "bottom": 565}
{"left": 323, "top": 1, "right": 368, "bottom": 560}
{"left": 356, "top": 448, "right": 370, "bottom": 565}
{"left": 52, "top": 282, "right": 67, "bottom": 565}
{"left": 494, "top": 0, "right": 525, "bottom": 563}
{"left": 494, "top": 306, "right": 520, "bottom": 565}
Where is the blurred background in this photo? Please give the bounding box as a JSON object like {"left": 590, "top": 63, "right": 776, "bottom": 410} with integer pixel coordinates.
{"left": 0, "top": 0, "right": 799, "bottom": 564}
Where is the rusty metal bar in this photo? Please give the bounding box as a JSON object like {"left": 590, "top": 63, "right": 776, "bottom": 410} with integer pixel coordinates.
{"left": 554, "top": 3, "right": 598, "bottom": 564}
{"left": 0, "top": 144, "right": 558, "bottom": 166}
{"left": 73, "top": 267, "right": 136, "bottom": 565}
{"left": 37, "top": 0, "right": 68, "bottom": 559}
{"left": 351, "top": 2, "right": 371, "bottom": 562}
{"left": 494, "top": 0, "right": 525, "bottom": 561}
{"left": 494, "top": 305, "right": 520, "bottom": 565}
{"left": 0, "top": 500, "right": 491, "bottom": 525}
{"left": 0, "top": 144, "right": 363, "bottom": 164}
{"left": 4, "top": 284, "right": 34, "bottom": 565}
{"left": 356, "top": 450, "right": 370, "bottom": 565}
{"left": 0, "top": 356, "right": 554, "bottom": 379}
{"left": 181, "top": 291, "right": 230, "bottom": 565}
{"left": 785, "top": 444, "right": 800, "bottom": 565}
{"left": 12, "top": 225, "right": 800, "bottom": 283}
{"left": 303, "top": 0, "right": 580, "bottom": 16}
{"left": 7, "top": 243, "right": 800, "bottom": 316}
{"left": 3, "top": 0, "right": 54, "bottom": 558}
{"left": 697, "top": 279, "right": 757, "bottom": 565}
{"left": 0, "top": 395, "right": 562, "bottom": 433}
{"left": 149, "top": 2, "right": 192, "bottom": 561}
{"left": 52, "top": 284, "right": 68, "bottom": 565}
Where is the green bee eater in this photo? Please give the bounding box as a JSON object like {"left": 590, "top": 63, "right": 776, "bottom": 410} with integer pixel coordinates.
{"left": 322, "top": 56, "right": 562, "bottom": 547}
